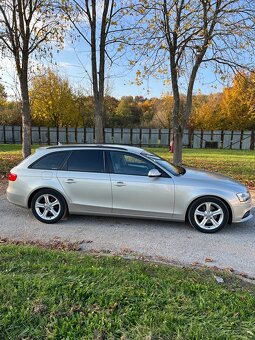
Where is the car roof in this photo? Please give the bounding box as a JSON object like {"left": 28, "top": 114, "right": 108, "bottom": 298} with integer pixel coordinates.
{"left": 37, "top": 144, "right": 145, "bottom": 155}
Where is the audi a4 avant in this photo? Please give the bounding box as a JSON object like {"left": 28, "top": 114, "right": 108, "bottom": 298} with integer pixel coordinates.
{"left": 7, "top": 144, "right": 252, "bottom": 233}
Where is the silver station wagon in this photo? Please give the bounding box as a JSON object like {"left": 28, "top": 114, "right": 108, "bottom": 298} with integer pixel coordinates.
{"left": 7, "top": 144, "right": 252, "bottom": 233}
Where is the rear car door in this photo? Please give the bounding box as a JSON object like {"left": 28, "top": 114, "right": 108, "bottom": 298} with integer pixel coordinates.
{"left": 108, "top": 151, "right": 175, "bottom": 219}
{"left": 57, "top": 149, "right": 112, "bottom": 214}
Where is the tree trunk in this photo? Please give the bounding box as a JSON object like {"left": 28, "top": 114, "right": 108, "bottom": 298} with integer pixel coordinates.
{"left": 94, "top": 100, "right": 104, "bottom": 143}
{"left": 173, "top": 125, "right": 183, "bottom": 165}
{"left": 172, "top": 92, "right": 182, "bottom": 165}
{"left": 20, "top": 76, "right": 31, "bottom": 158}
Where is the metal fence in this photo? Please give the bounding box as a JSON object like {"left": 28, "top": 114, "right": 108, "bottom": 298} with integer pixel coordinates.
{"left": 0, "top": 125, "right": 254, "bottom": 149}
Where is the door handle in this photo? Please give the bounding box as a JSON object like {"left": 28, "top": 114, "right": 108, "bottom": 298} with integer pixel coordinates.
{"left": 114, "top": 181, "right": 126, "bottom": 187}
{"left": 65, "top": 179, "right": 76, "bottom": 184}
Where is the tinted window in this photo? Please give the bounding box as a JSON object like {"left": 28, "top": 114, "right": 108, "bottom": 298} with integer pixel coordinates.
{"left": 30, "top": 151, "right": 68, "bottom": 170}
{"left": 67, "top": 150, "right": 104, "bottom": 173}
{"left": 109, "top": 151, "right": 156, "bottom": 176}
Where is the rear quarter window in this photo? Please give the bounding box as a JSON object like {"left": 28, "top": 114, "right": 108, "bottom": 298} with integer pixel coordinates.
{"left": 29, "top": 151, "right": 69, "bottom": 170}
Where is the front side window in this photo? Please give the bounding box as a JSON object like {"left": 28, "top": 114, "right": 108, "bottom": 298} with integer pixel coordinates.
{"left": 67, "top": 150, "right": 104, "bottom": 173}
{"left": 109, "top": 151, "right": 156, "bottom": 176}
{"left": 141, "top": 151, "right": 185, "bottom": 175}
{"left": 29, "top": 151, "right": 69, "bottom": 170}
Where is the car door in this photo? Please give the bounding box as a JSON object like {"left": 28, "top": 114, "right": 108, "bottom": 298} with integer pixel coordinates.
{"left": 108, "top": 151, "right": 175, "bottom": 219}
{"left": 57, "top": 149, "right": 112, "bottom": 214}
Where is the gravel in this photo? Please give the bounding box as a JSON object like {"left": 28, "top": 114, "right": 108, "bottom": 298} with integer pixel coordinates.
{"left": 0, "top": 194, "right": 254, "bottom": 278}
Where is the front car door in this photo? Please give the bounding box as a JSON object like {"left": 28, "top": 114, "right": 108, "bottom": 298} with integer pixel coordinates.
{"left": 108, "top": 151, "right": 175, "bottom": 219}
{"left": 57, "top": 149, "right": 112, "bottom": 214}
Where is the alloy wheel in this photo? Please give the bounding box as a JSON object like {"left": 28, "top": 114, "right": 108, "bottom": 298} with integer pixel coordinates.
{"left": 34, "top": 194, "right": 61, "bottom": 221}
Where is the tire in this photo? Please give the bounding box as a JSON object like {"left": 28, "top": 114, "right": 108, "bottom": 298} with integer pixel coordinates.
{"left": 188, "top": 196, "right": 229, "bottom": 233}
{"left": 31, "top": 189, "right": 67, "bottom": 224}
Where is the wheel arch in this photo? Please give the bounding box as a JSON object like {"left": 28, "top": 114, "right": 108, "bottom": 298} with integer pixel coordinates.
{"left": 185, "top": 195, "right": 233, "bottom": 224}
{"left": 28, "top": 187, "right": 69, "bottom": 212}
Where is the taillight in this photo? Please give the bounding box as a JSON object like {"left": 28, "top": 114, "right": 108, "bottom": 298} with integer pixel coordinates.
{"left": 8, "top": 173, "right": 17, "bottom": 181}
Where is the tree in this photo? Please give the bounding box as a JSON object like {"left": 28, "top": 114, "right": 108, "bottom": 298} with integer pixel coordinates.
{"left": 137, "top": 97, "right": 157, "bottom": 127}
{"left": 0, "top": 0, "right": 63, "bottom": 157}
{"left": 73, "top": 93, "right": 94, "bottom": 128}
{"left": 62, "top": 0, "right": 134, "bottom": 142}
{"left": 0, "top": 83, "right": 7, "bottom": 107}
{"left": 30, "top": 70, "right": 78, "bottom": 127}
{"left": 220, "top": 72, "right": 255, "bottom": 131}
{"left": 190, "top": 93, "right": 223, "bottom": 130}
{"left": 115, "top": 96, "right": 143, "bottom": 127}
{"left": 133, "top": 0, "right": 255, "bottom": 164}
{"left": 104, "top": 95, "right": 119, "bottom": 127}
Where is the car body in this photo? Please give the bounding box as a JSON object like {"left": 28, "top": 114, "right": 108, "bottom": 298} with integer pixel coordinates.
{"left": 7, "top": 144, "right": 253, "bottom": 233}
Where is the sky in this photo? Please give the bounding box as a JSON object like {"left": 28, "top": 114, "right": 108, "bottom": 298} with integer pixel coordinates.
{"left": 0, "top": 35, "right": 226, "bottom": 101}
{"left": 1, "top": 0, "right": 253, "bottom": 101}
{"left": 47, "top": 41, "right": 227, "bottom": 99}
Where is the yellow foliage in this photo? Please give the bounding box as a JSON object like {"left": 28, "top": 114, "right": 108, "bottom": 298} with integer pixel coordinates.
{"left": 30, "top": 69, "right": 79, "bottom": 127}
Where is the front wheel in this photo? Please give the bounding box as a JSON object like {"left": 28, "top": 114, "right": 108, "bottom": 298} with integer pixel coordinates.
{"left": 31, "top": 189, "right": 67, "bottom": 224}
{"left": 188, "top": 196, "right": 229, "bottom": 233}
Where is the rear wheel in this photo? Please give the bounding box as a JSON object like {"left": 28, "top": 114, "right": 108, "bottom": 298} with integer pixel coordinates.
{"left": 188, "top": 196, "right": 229, "bottom": 233}
{"left": 31, "top": 189, "right": 67, "bottom": 224}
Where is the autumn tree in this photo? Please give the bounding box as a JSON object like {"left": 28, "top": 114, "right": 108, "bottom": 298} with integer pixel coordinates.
{"left": 30, "top": 70, "right": 78, "bottom": 127}
{"left": 73, "top": 93, "right": 94, "bottom": 128}
{"left": 220, "top": 72, "right": 255, "bottom": 131}
{"left": 0, "top": 0, "right": 63, "bottom": 157}
{"left": 190, "top": 93, "right": 223, "bottom": 130}
{"left": 0, "top": 83, "right": 7, "bottom": 107}
{"left": 104, "top": 95, "right": 119, "bottom": 127}
{"left": 133, "top": 0, "right": 255, "bottom": 164}
{"left": 61, "top": 0, "right": 135, "bottom": 143}
{"left": 137, "top": 97, "right": 157, "bottom": 127}
{"left": 114, "top": 96, "right": 143, "bottom": 127}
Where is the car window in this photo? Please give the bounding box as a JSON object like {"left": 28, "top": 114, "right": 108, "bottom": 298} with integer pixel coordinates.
{"left": 109, "top": 151, "right": 156, "bottom": 176}
{"left": 67, "top": 150, "right": 104, "bottom": 173}
{"left": 29, "top": 151, "right": 69, "bottom": 170}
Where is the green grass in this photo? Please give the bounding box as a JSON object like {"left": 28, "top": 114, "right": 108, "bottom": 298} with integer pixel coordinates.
{"left": 0, "top": 144, "right": 254, "bottom": 188}
{"left": 149, "top": 148, "right": 255, "bottom": 189}
{"left": 0, "top": 144, "right": 38, "bottom": 178}
{"left": 0, "top": 245, "right": 255, "bottom": 339}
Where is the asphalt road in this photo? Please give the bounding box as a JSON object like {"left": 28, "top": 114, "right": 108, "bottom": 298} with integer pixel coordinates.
{"left": 0, "top": 194, "right": 254, "bottom": 278}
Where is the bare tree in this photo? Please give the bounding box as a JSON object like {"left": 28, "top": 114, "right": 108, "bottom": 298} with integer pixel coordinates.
{"left": 133, "top": 0, "right": 255, "bottom": 164}
{"left": 0, "top": 0, "right": 62, "bottom": 157}
{"left": 61, "top": 0, "right": 135, "bottom": 143}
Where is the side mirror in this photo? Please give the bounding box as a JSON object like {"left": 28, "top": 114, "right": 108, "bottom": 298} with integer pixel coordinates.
{"left": 148, "top": 169, "right": 162, "bottom": 177}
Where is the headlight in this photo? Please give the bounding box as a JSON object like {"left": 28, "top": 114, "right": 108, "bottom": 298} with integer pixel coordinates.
{"left": 236, "top": 192, "right": 250, "bottom": 202}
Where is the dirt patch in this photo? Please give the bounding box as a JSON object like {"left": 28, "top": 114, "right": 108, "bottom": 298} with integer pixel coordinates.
{"left": 0, "top": 178, "right": 7, "bottom": 195}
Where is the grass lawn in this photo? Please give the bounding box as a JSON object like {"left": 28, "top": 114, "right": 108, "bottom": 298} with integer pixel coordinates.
{"left": 0, "top": 144, "right": 254, "bottom": 189}
{"left": 0, "top": 244, "right": 255, "bottom": 339}
{"left": 150, "top": 148, "right": 255, "bottom": 189}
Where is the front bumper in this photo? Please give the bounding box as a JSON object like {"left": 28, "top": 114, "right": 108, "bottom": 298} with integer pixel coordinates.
{"left": 231, "top": 198, "right": 253, "bottom": 223}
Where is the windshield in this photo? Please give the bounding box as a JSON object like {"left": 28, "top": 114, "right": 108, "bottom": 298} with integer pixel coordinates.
{"left": 141, "top": 151, "right": 186, "bottom": 175}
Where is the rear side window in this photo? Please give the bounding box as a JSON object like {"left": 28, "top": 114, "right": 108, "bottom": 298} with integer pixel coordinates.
{"left": 29, "top": 151, "right": 69, "bottom": 170}
{"left": 67, "top": 150, "right": 104, "bottom": 173}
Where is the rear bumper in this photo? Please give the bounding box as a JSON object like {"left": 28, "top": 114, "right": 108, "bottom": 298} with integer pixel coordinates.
{"left": 7, "top": 190, "right": 28, "bottom": 208}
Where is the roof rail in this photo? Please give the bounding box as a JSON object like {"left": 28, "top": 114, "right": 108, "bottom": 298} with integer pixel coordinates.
{"left": 46, "top": 144, "right": 128, "bottom": 151}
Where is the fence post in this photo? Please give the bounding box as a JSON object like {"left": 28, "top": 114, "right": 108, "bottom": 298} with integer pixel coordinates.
{"left": 250, "top": 130, "right": 254, "bottom": 150}
{"left": 3, "top": 125, "right": 6, "bottom": 143}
